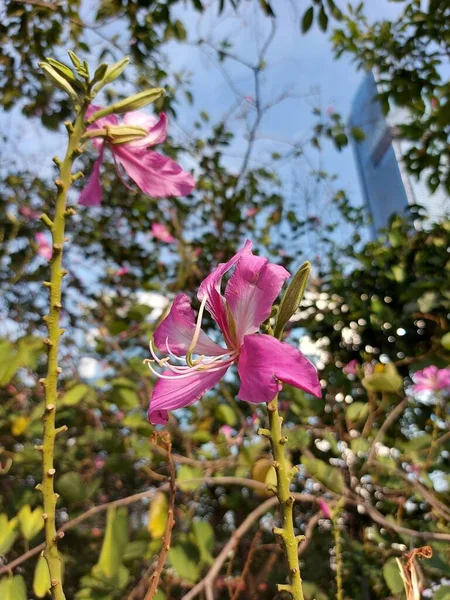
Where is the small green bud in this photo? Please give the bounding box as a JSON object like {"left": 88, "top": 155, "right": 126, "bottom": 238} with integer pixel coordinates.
{"left": 46, "top": 58, "right": 84, "bottom": 90}
{"left": 91, "top": 63, "right": 108, "bottom": 87}
{"left": 274, "top": 261, "right": 311, "bottom": 339}
{"left": 92, "top": 56, "right": 130, "bottom": 94}
{"left": 83, "top": 125, "right": 147, "bottom": 145}
{"left": 87, "top": 88, "right": 165, "bottom": 123}
{"left": 39, "top": 63, "right": 78, "bottom": 100}
{"left": 67, "top": 51, "right": 89, "bottom": 79}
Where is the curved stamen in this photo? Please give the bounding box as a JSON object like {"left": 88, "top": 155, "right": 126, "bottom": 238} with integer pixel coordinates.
{"left": 186, "top": 294, "right": 209, "bottom": 368}
{"left": 145, "top": 356, "right": 236, "bottom": 380}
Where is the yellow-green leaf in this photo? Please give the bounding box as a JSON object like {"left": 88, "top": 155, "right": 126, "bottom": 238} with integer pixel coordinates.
{"left": 147, "top": 492, "right": 168, "bottom": 539}
{"left": 18, "top": 505, "right": 44, "bottom": 541}
{"left": 301, "top": 456, "right": 344, "bottom": 494}
{"left": 0, "top": 514, "right": 19, "bottom": 554}
{"left": 61, "top": 384, "right": 90, "bottom": 407}
{"left": 33, "top": 555, "right": 51, "bottom": 598}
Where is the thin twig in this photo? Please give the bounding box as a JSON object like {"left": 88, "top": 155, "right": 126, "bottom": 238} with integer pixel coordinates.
{"left": 230, "top": 531, "right": 262, "bottom": 600}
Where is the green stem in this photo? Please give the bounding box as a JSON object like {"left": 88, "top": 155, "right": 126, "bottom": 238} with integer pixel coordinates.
{"left": 39, "top": 104, "right": 88, "bottom": 600}
{"left": 333, "top": 509, "right": 343, "bottom": 600}
{"left": 267, "top": 396, "right": 305, "bottom": 600}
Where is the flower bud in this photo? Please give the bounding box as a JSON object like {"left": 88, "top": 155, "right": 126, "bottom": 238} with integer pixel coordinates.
{"left": 83, "top": 125, "right": 147, "bottom": 145}
{"left": 45, "top": 58, "right": 84, "bottom": 90}
{"left": 274, "top": 261, "right": 311, "bottom": 339}
{"left": 39, "top": 63, "right": 78, "bottom": 100}
{"left": 87, "top": 88, "right": 165, "bottom": 123}
{"left": 92, "top": 57, "right": 130, "bottom": 94}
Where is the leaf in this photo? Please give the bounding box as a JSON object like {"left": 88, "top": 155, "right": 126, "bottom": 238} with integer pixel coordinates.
{"left": 61, "top": 383, "right": 90, "bottom": 406}
{"left": 17, "top": 505, "right": 44, "bottom": 541}
{"left": 0, "top": 575, "right": 27, "bottom": 600}
{"left": 434, "top": 586, "right": 450, "bottom": 600}
{"left": 287, "top": 428, "right": 310, "bottom": 451}
{"left": 301, "top": 7, "right": 314, "bottom": 33}
{"left": 301, "top": 456, "right": 344, "bottom": 494}
{"left": 94, "top": 507, "right": 128, "bottom": 581}
{"left": 274, "top": 261, "right": 311, "bottom": 338}
{"left": 259, "top": 0, "right": 275, "bottom": 16}
{"left": 441, "top": 332, "right": 450, "bottom": 350}
{"left": 214, "top": 404, "right": 237, "bottom": 426}
{"left": 346, "top": 402, "right": 369, "bottom": 422}
{"left": 169, "top": 542, "right": 201, "bottom": 583}
{"left": 177, "top": 465, "right": 203, "bottom": 491}
{"left": 0, "top": 514, "right": 19, "bottom": 554}
{"left": 147, "top": 492, "right": 168, "bottom": 539}
{"left": 192, "top": 521, "right": 214, "bottom": 565}
{"left": 11, "top": 416, "right": 29, "bottom": 437}
{"left": 362, "top": 363, "right": 403, "bottom": 393}
{"left": 383, "top": 557, "right": 404, "bottom": 595}
{"left": 56, "top": 472, "right": 87, "bottom": 504}
{"left": 318, "top": 6, "right": 328, "bottom": 31}
{"left": 351, "top": 126, "right": 365, "bottom": 142}
{"left": 33, "top": 555, "right": 51, "bottom": 598}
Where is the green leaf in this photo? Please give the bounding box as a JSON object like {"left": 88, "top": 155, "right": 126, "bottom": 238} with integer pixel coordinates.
{"left": 173, "top": 20, "right": 187, "bottom": 41}
{"left": 383, "top": 557, "right": 404, "bottom": 595}
{"left": 441, "top": 332, "right": 450, "bottom": 350}
{"left": 351, "top": 126, "right": 365, "bottom": 142}
{"left": 61, "top": 383, "right": 90, "bottom": 406}
{"left": 33, "top": 555, "right": 51, "bottom": 598}
{"left": 259, "top": 0, "right": 275, "bottom": 16}
{"left": 318, "top": 6, "right": 328, "bottom": 31}
{"left": 0, "top": 514, "right": 19, "bottom": 554}
{"left": 0, "top": 575, "right": 27, "bottom": 600}
{"left": 287, "top": 428, "right": 310, "bottom": 451}
{"left": 301, "top": 7, "right": 314, "bottom": 33}
{"left": 169, "top": 542, "right": 201, "bottom": 583}
{"left": 274, "top": 261, "right": 310, "bottom": 338}
{"left": 147, "top": 492, "right": 168, "bottom": 539}
{"left": 434, "top": 586, "right": 450, "bottom": 600}
{"left": 214, "top": 404, "right": 237, "bottom": 426}
{"left": 362, "top": 363, "right": 403, "bottom": 393}
{"left": 346, "top": 402, "right": 369, "bottom": 422}
{"left": 301, "top": 456, "right": 344, "bottom": 494}
{"left": 56, "top": 472, "right": 87, "bottom": 504}
{"left": 94, "top": 507, "right": 128, "bottom": 581}
{"left": 192, "top": 521, "right": 214, "bottom": 566}
{"left": 17, "top": 505, "right": 44, "bottom": 541}
{"left": 177, "top": 465, "right": 203, "bottom": 491}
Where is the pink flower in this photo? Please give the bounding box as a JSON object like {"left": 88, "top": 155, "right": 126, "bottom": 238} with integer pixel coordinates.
{"left": 20, "top": 206, "right": 40, "bottom": 220}
{"left": 343, "top": 360, "right": 359, "bottom": 376}
{"left": 219, "top": 425, "right": 234, "bottom": 438}
{"left": 79, "top": 106, "right": 195, "bottom": 206}
{"left": 412, "top": 366, "right": 450, "bottom": 392}
{"left": 35, "top": 233, "right": 52, "bottom": 260}
{"left": 318, "top": 499, "right": 331, "bottom": 519}
{"left": 246, "top": 207, "right": 258, "bottom": 217}
{"left": 146, "top": 240, "right": 321, "bottom": 424}
{"left": 115, "top": 267, "right": 129, "bottom": 276}
{"left": 151, "top": 223, "right": 175, "bottom": 243}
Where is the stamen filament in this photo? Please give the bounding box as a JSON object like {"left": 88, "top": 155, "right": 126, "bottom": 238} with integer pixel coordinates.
{"left": 186, "top": 294, "right": 208, "bottom": 367}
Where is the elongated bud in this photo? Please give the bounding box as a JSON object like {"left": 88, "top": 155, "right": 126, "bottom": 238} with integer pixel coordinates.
{"left": 39, "top": 63, "right": 78, "bottom": 100}
{"left": 91, "top": 63, "right": 108, "bottom": 87}
{"left": 83, "top": 125, "right": 147, "bottom": 145}
{"left": 274, "top": 261, "right": 311, "bottom": 339}
{"left": 92, "top": 57, "right": 130, "bottom": 95}
{"left": 67, "top": 51, "right": 89, "bottom": 79}
{"left": 87, "top": 88, "right": 165, "bottom": 123}
{"left": 45, "top": 58, "right": 84, "bottom": 90}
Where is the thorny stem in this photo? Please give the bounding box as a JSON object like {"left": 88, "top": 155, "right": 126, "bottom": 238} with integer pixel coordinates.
{"left": 38, "top": 102, "right": 88, "bottom": 600}
{"left": 266, "top": 396, "right": 305, "bottom": 600}
{"left": 333, "top": 508, "right": 344, "bottom": 600}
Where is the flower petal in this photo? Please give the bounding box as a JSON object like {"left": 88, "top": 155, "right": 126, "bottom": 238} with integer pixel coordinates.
{"left": 225, "top": 254, "right": 289, "bottom": 344}
{"left": 112, "top": 147, "right": 195, "bottom": 198}
{"left": 86, "top": 105, "right": 119, "bottom": 128}
{"left": 153, "top": 293, "right": 226, "bottom": 357}
{"left": 197, "top": 240, "right": 253, "bottom": 345}
{"left": 152, "top": 222, "right": 175, "bottom": 244}
{"left": 123, "top": 112, "right": 167, "bottom": 148}
{"left": 237, "top": 334, "right": 321, "bottom": 403}
{"left": 148, "top": 365, "right": 229, "bottom": 424}
{"left": 78, "top": 145, "right": 105, "bottom": 206}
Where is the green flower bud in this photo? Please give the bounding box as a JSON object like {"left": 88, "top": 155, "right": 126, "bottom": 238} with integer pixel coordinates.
{"left": 87, "top": 88, "right": 165, "bottom": 123}
{"left": 38, "top": 63, "right": 78, "bottom": 100}
{"left": 274, "top": 261, "right": 311, "bottom": 339}
{"left": 82, "top": 125, "right": 147, "bottom": 145}
{"left": 45, "top": 58, "right": 84, "bottom": 90}
{"left": 92, "top": 57, "right": 130, "bottom": 95}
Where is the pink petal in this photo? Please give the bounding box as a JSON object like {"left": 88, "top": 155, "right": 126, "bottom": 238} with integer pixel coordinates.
{"left": 318, "top": 499, "right": 332, "bottom": 519}
{"left": 35, "top": 233, "right": 52, "bottom": 260}
{"left": 436, "top": 369, "right": 450, "bottom": 389}
{"left": 112, "top": 147, "right": 195, "bottom": 198}
{"left": 78, "top": 145, "right": 105, "bottom": 207}
{"left": 152, "top": 222, "right": 175, "bottom": 243}
{"left": 148, "top": 365, "right": 229, "bottom": 424}
{"left": 123, "top": 112, "right": 168, "bottom": 148}
{"left": 237, "top": 334, "right": 321, "bottom": 403}
{"left": 86, "top": 105, "right": 119, "bottom": 129}
{"left": 197, "top": 240, "right": 253, "bottom": 346}
{"left": 153, "top": 293, "right": 226, "bottom": 357}
{"left": 224, "top": 254, "right": 289, "bottom": 345}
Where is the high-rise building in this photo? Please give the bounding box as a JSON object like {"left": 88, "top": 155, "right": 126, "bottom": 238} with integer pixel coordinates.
{"left": 349, "top": 71, "right": 449, "bottom": 237}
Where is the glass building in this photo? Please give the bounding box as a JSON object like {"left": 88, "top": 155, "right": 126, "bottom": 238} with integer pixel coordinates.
{"left": 349, "top": 71, "right": 449, "bottom": 238}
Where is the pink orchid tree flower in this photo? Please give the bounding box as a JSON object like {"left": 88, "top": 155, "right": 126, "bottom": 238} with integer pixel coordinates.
{"left": 151, "top": 222, "right": 175, "bottom": 243}
{"left": 343, "top": 359, "right": 359, "bottom": 376}
{"left": 412, "top": 366, "right": 450, "bottom": 393}
{"left": 79, "top": 106, "right": 195, "bottom": 206}
{"left": 115, "top": 267, "right": 129, "bottom": 277}
{"left": 35, "top": 232, "right": 52, "bottom": 260}
{"left": 318, "top": 499, "right": 332, "bottom": 519}
{"left": 146, "top": 240, "right": 321, "bottom": 424}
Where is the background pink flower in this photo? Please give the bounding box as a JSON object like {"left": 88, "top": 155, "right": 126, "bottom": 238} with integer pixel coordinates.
{"left": 318, "top": 499, "right": 332, "bottom": 519}
{"left": 151, "top": 223, "right": 175, "bottom": 243}
{"left": 412, "top": 366, "right": 450, "bottom": 392}
{"left": 343, "top": 359, "right": 359, "bottom": 375}
{"left": 35, "top": 232, "right": 52, "bottom": 260}
{"left": 79, "top": 106, "right": 195, "bottom": 206}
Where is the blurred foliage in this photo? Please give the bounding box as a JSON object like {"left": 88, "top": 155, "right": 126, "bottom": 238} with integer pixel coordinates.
{"left": 1, "top": 0, "right": 450, "bottom": 599}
